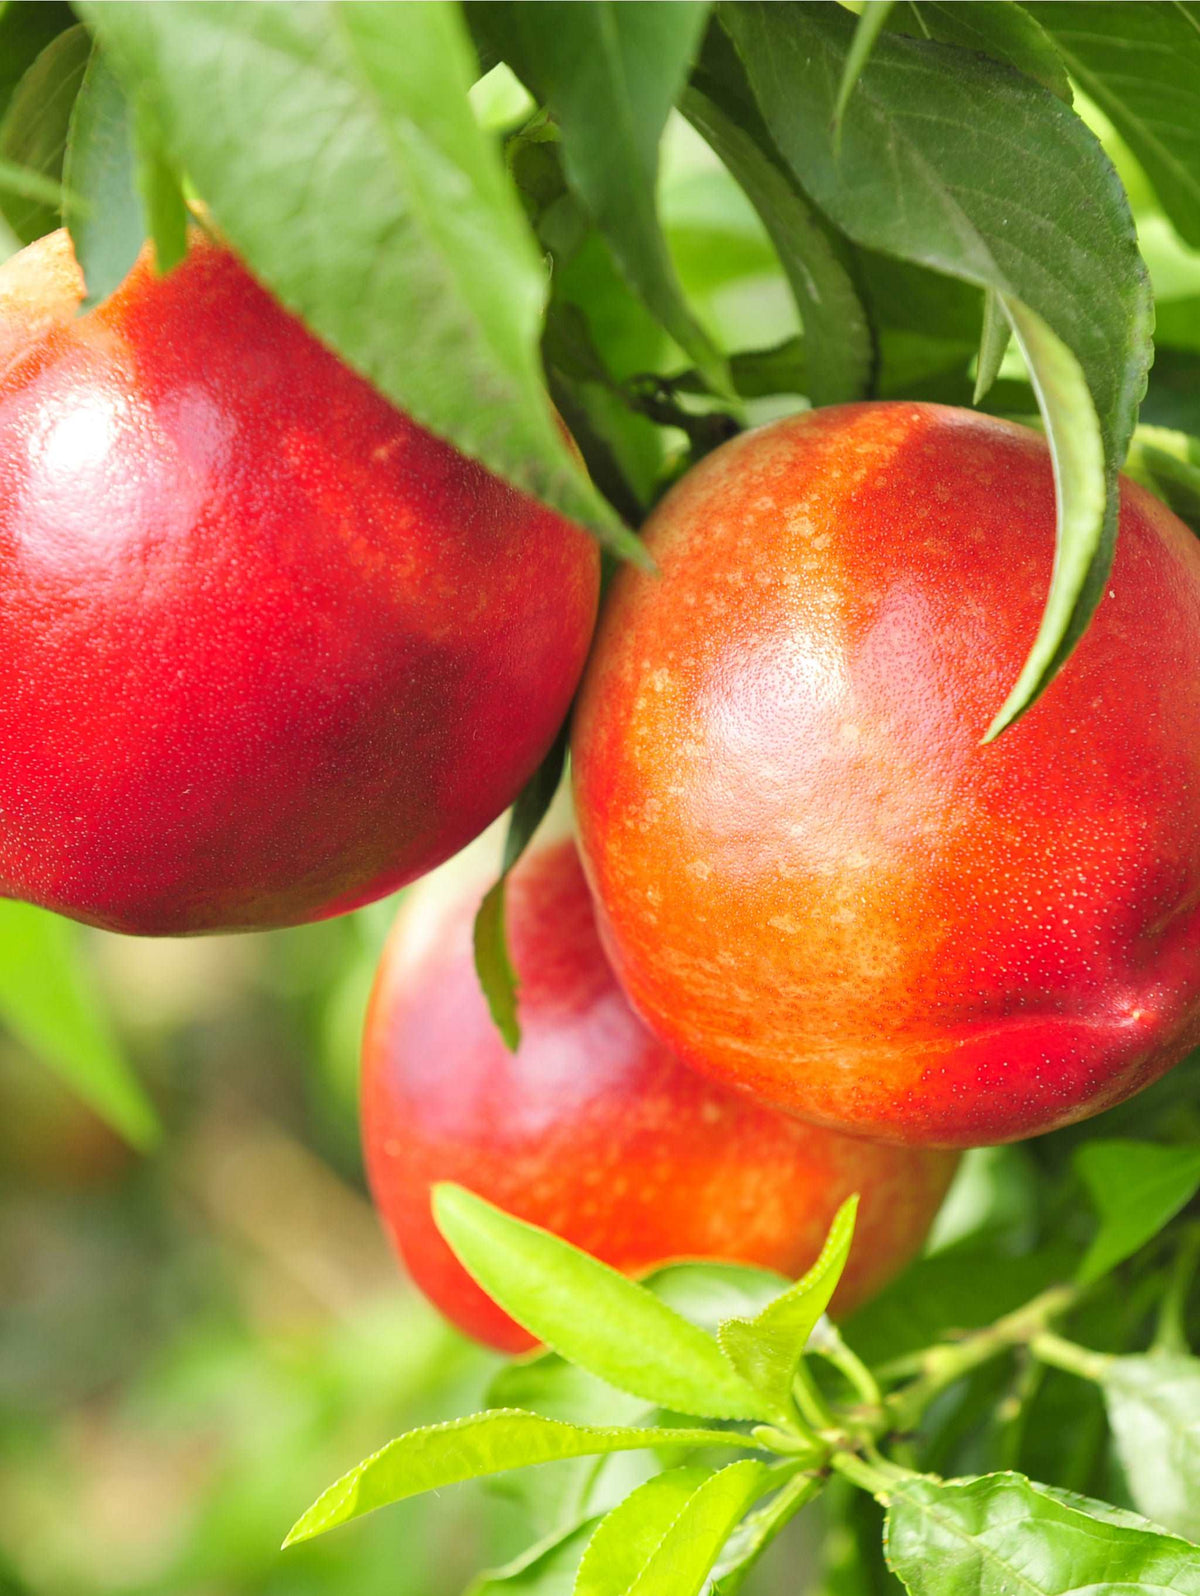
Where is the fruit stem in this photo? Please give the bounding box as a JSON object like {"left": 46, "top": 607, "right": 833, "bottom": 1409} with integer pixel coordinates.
{"left": 792, "top": 1355, "right": 837, "bottom": 1433}
{"left": 886, "top": 1283, "right": 1078, "bottom": 1430}
{"left": 809, "top": 1320, "right": 884, "bottom": 1411}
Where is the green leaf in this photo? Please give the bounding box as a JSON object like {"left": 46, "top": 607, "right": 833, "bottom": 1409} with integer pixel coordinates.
{"left": 0, "top": 156, "right": 72, "bottom": 209}
{"left": 0, "top": 23, "right": 89, "bottom": 244}
{"left": 484, "top": 1, "right": 727, "bottom": 398}
{"left": 834, "top": 2, "right": 896, "bottom": 143}
{"left": 1123, "top": 423, "right": 1200, "bottom": 533}
{"left": 1075, "top": 1139, "right": 1200, "bottom": 1285}
{"left": 284, "top": 1409, "right": 751, "bottom": 1546}
{"left": 1102, "top": 1354, "right": 1200, "bottom": 1541}
{"left": 131, "top": 98, "right": 187, "bottom": 275}
{"left": 80, "top": 1, "right": 630, "bottom": 551}
{"left": 433, "top": 1185, "right": 769, "bottom": 1422}
{"left": 471, "top": 1521, "right": 598, "bottom": 1596}
{"left": 704, "top": 1470, "right": 824, "bottom": 1595}
{"left": 1029, "top": 3, "right": 1200, "bottom": 248}
{"left": 574, "top": 1465, "right": 713, "bottom": 1596}
{"left": 642, "top": 1263, "right": 790, "bottom": 1338}
{"left": 717, "top": 1197, "right": 857, "bottom": 1426}
{"left": 682, "top": 28, "right": 872, "bottom": 405}
{"left": 0, "top": 900, "right": 158, "bottom": 1150}
{"left": 473, "top": 727, "right": 568, "bottom": 1051}
{"left": 892, "top": 3, "right": 1072, "bottom": 102}
{"left": 0, "top": 1, "right": 76, "bottom": 125}
{"left": 579, "top": 1460, "right": 774, "bottom": 1596}
{"left": 63, "top": 46, "right": 143, "bottom": 305}
{"left": 973, "top": 287, "right": 1011, "bottom": 405}
{"left": 883, "top": 1471, "right": 1200, "bottom": 1595}
{"left": 719, "top": 1, "right": 1152, "bottom": 737}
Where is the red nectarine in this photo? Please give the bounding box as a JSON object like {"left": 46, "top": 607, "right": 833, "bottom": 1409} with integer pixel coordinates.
{"left": 361, "top": 837, "right": 957, "bottom": 1352}
{"left": 573, "top": 403, "right": 1200, "bottom": 1147}
{"left": 0, "top": 232, "right": 598, "bottom": 934}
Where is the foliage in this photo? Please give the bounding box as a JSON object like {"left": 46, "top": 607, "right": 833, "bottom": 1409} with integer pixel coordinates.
{"left": 2, "top": 2, "right": 1200, "bottom": 1593}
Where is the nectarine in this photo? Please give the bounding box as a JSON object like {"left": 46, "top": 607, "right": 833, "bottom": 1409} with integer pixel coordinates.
{"left": 573, "top": 403, "right": 1200, "bottom": 1147}
{"left": 361, "top": 837, "right": 956, "bottom": 1352}
{"left": 0, "top": 231, "right": 598, "bottom": 934}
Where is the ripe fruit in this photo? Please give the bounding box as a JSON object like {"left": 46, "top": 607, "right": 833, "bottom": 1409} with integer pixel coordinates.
{"left": 362, "top": 837, "right": 957, "bottom": 1352}
{"left": 0, "top": 231, "right": 598, "bottom": 934}
{"left": 572, "top": 402, "right": 1200, "bottom": 1148}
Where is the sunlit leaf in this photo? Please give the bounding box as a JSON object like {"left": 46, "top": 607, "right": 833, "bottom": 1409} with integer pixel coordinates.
{"left": 433, "top": 1185, "right": 769, "bottom": 1422}
{"left": 1102, "top": 1354, "right": 1200, "bottom": 1540}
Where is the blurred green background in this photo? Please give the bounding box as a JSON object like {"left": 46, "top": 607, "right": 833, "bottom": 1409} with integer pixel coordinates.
{"left": 4, "top": 64, "right": 1200, "bottom": 1596}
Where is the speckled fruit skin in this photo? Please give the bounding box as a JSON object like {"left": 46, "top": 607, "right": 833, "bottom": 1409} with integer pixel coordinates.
{"left": 0, "top": 231, "right": 598, "bottom": 934}
{"left": 572, "top": 402, "right": 1200, "bottom": 1148}
{"left": 362, "top": 838, "right": 957, "bottom": 1352}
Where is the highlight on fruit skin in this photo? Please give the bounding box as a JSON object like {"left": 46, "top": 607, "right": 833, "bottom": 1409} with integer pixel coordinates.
{"left": 361, "top": 835, "right": 958, "bottom": 1353}
{"left": 572, "top": 401, "right": 1200, "bottom": 1149}
{"left": 0, "top": 230, "right": 599, "bottom": 936}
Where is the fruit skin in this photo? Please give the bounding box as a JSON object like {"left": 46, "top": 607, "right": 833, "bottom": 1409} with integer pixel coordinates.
{"left": 572, "top": 402, "right": 1200, "bottom": 1148}
{"left": 361, "top": 837, "right": 957, "bottom": 1353}
{"left": 0, "top": 231, "right": 598, "bottom": 934}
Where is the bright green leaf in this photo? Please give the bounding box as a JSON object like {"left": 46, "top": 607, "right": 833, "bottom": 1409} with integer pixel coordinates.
{"left": 1124, "top": 423, "right": 1200, "bottom": 533}
{"left": 482, "top": 1, "right": 728, "bottom": 397}
{"left": 433, "top": 1185, "right": 770, "bottom": 1422}
{"left": 704, "top": 1470, "right": 823, "bottom": 1595}
{"left": 574, "top": 1465, "right": 713, "bottom": 1596}
{"left": 63, "top": 46, "right": 143, "bottom": 305}
{"left": 1075, "top": 1139, "right": 1200, "bottom": 1285}
{"left": 471, "top": 1520, "right": 598, "bottom": 1596}
{"left": 719, "top": 1, "right": 1151, "bottom": 737}
{"left": 0, "top": 900, "right": 157, "bottom": 1149}
{"left": 1102, "top": 1354, "right": 1200, "bottom": 1540}
{"left": 0, "top": 23, "right": 89, "bottom": 243}
{"left": 642, "top": 1262, "right": 790, "bottom": 1338}
{"left": 80, "top": 1, "right": 630, "bottom": 550}
{"left": 718, "top": 1197, "right": 857, "bottom": 1426}
{"left": 284, "top": 1409, "right": 751, "bottom": 1546}
{"left": 1030, "top": 3, "right": 1200, "bottom": 248}
{"left": 884, "top": 1471, "right": 1200, "bottom": 1594}
{"left": 682, "top": 27, "right": 872, "bottom": 405}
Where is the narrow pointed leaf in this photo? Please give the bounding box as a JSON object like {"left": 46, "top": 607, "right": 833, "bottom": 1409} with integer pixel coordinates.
{"left": 433, "top": 1185, "right": 770, "bottom": 1422}
{"left": 80, "top": 1, "right": 628, "bottom": 549}
{"left": 1102, "top": 1353, "right": 1200, "bottom": 1540}
{"left": 0, "top": 900, "right": 158, "bottom": 1149}
{"left": 0, "top": 23, "right": 89, "bottom": 243}
{"left": 285, "top": 1410, "right": 750, "bottom": 1546}
{"left": 63, "top": 46, "right": 143, "bottom": 305}
{"left": 718, "top": 1197, "right": 857, "bottom": 1425}
{"left": 719, "top": 1, "right": 1151, "bottom": 735}
{"left": 623, "top": 1461, "right": 773, "bottom": 1596}
{"left": 483, "top": 1, "right": 728, "bottom": 397}
{"left": 833, "top": 2, "right": 896, "bottom": 141}
{"left": 704, "top": 1471, "right": 823, "bottom": 1595}
{"left": 1075, "top": 1139, "right": 1200, "bottom": 1285}
{"left": 883, "top": 1471, "right": 1200, "bottom": 1594}
{"left": 973, "top": 287, "right": 1011, "bottom": 404}
{"left": 682, "top": 27, "right": 871, "bottom": 405}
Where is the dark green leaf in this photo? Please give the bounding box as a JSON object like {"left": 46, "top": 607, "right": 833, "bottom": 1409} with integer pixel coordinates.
{"left": 1030, "top": 3, "right": 1200, "bottom": 248}
{"left": 1075, "top": 1140, "right": 1200, "bottom": 1284}
{"left": 473, "top": 728, "right": 568, "bottom": 1050}
{"left": 892, "top": 3, "right": 1072, "bottom": 102}
{"left": 0, "top": 23, "right": 89, "bottom": 243}
{"left": 973, "top": 288, "right": 1011, "bottom": 404}
{"left": 63, "top": 46, "right": 143, "bottom": 305}
{"left": 0, "top": 1, "right": 76, "bottom": 125}
{"left": 719, "top": 1, "right": 1151, "bottom": 738}
{"left": 284, "top": 1409, "right": 750, "bottom": 1546}
{"left": 682, "top": 27, "right": 872, "bottom": 405}
{"left": 433, "top": 1185, "right": 769, "bottom": 1422}
{"left": 0, "top": 901, "right": 158, "bottom": 1150}
{"left": 132, "top": 99, "right": 186, "bottom": 274}
{"left": 485, "top": 1, "right": 727, "bottom": 396}
{"left": 718, "top": 1197, "right": 857, "bottom": 1425}
{"left": 80, "top": 1, "right": 630, "bottom": 550}
{"left": 883, "top": 1471, "right": 1200, "bottom": 1594}
{"left": 1102, "top": 1353, "right": 1200, "bottom": 1540}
